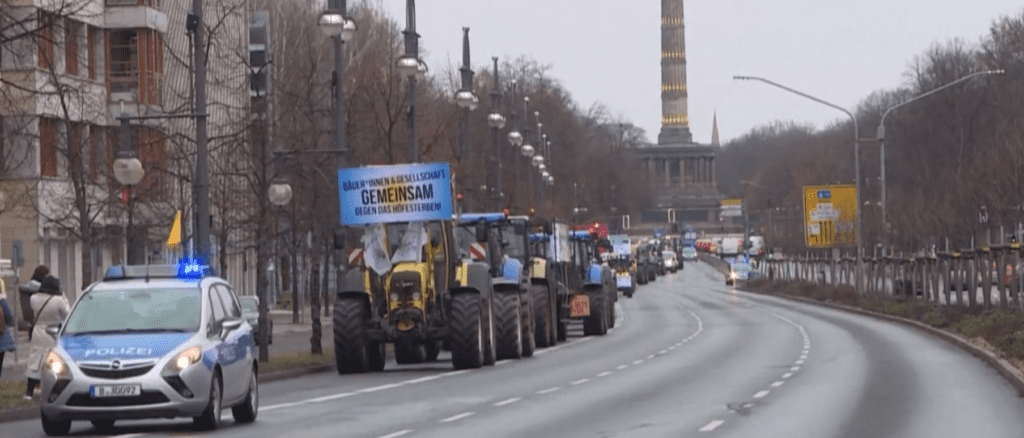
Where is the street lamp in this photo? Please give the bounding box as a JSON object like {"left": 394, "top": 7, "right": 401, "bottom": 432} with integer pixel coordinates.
{"left": 487, "top": 57, "right": 506, "bottom": 210}
{"left": 734, "top": 75, "right": 864, "bottom": 295}
{"left": 318, "top": 9, "right": 357, "bottom": 41}
{"left": 399, "top": 0, "right": 426, "bottom": 162}
{"left": 114, "top": 115, "right": 145, "bottom": 265}
{"left": 875, "top": 69, "right": 1003, "bottom": 251}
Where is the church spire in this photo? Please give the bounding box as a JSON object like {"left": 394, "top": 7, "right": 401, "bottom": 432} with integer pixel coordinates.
{"left": 711, "top": 112, "right": 720, "bottom": 146}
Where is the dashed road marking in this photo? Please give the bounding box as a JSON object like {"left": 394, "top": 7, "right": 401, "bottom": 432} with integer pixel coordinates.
{"left": 647, "top": 354, "right": 656, "bottom": 360}
{"left": 699, "top": 420, "right": 726, "bottom": 432}
{"left": 753, "top": 390, "right": 770, "bottom": 399}
{"left": 537, "top": 387, "right": 561, "bottom": 394}
{"left": 379, "top": 430, "right": 414, "bottom": 438}
{"left": 307, "top": 392, "right": 357, "bottom": 403}
{"left": 439, "top": 412, "right": 475, "bottom": 423}
{"left": 782, "top": 372, "right": 793, "bottom": 379}
{"left": 770, "top": 381, "right": 785, "bottom": 388}
{"left": 633, "top": 359, "right": 645, "bottom": 365}
{"left": 795, "top": 360, "right": 804, "bottom": 365}
{"left": 617, "top": 365, "right": 629, "bottom": 370}
{"left": 597, "top": 371, "right": 612, "bottom": 377}
{"left": 494, "top": 397, "right": 521, "bottom": 407}
{"left": 659, "top": 349, "right": 668, "bottom": 354}
{"left": 570, "top": 378, "right": 590, "bottom": 386}
{"left": 791, "top": 366, "right": 800, "bottom": 372}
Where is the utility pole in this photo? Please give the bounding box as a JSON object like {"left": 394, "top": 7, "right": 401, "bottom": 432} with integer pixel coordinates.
{"left": 190, "top": 0, "right": 211, "bottom": 263}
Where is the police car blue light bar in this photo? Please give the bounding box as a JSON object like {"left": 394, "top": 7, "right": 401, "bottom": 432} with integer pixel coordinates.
{"left": 457, "top": 212, "right": 508, "bottom": 224}
{"left": 529, "top": 233, "right": 550, "bottom": 243}
{"left": 570, "top": 230, "right": 594, "bottom": 240}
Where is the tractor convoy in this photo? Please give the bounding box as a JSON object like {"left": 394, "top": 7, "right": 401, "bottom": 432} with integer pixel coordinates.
{"left": 329, "top": 162, "right": 686, "bottom": 373}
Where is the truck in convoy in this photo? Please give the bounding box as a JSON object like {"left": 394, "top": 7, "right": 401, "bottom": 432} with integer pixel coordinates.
{"left": 718, "top": 236, "right": 744, "bottom": 257}
{"left": 748, "top": 235, "right": 765, "bottom": 258}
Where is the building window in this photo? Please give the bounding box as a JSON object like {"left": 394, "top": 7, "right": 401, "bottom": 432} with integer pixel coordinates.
{"left": 39, "top": 118, "right": 58, "bottom": 177}
{"left": 37, "top": 11, "right": 55, "bottom": 69}
{"left": 65, "top": 19, "right": 79, "bottom": 76}
{"left": 109, "top": 29, "right": 138, "bottom": 98}
{"left": 108, "top": 29, "right": 162, "bottom": 104}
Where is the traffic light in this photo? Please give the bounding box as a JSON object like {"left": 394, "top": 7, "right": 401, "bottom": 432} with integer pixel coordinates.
{"left": 502, "top": 207, "right": 511, "bottom": 216}
{"left": 528, "top": 207, "right": 536, "bottom": 217}
{"left": 456, "top": 192, "right": 464, "bottom": 202}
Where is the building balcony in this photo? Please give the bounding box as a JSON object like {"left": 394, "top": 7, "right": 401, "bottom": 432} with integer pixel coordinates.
{"left": 104, "top": 3, "right": 169, "bottom": 33}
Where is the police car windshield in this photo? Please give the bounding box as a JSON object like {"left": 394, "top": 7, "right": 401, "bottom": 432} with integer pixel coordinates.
{"left": 64, "top": 288, "right": 202, "bottom": 334}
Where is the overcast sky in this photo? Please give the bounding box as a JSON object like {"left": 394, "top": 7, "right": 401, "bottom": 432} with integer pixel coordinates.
{"left": 370, "top": 0, "right": 1021, "bottom": 145}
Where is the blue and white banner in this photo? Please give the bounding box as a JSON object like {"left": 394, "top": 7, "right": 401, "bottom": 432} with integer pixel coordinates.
{"left": 338, "top": 162, "right": 453, "bottom": 225}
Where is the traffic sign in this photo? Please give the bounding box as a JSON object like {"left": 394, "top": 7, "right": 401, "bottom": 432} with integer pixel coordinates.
{"left": 803, "top": 184, "right": 857, "bottom": 248}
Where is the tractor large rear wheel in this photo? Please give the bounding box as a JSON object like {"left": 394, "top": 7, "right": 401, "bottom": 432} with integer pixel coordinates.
{"left": 583, "top": 290, "right": 607, "bottom": 336}
{"left": 333, "top": 298, "right": 370, "bottom": 373}
{"left": 449, "top": 294, "right": 483, "bottom": 369}
{"left": 532, "top": 285, "right": 553, "bottom": 348}
{"left": 494, "top": 293, "right": 523, "bottom": 360}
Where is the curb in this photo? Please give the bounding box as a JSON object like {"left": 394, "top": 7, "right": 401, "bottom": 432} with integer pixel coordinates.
{"left": 748, "top": 288, "right": 1024, "bottom": 398}
{"left": 0, "top": 361, "right": 337, "bottom": 423}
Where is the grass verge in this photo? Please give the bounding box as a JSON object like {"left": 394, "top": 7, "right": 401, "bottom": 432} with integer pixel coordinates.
{"left": 0, "top": 380, "right": 33, "bottom": 410}
{"left": 263, "top": 348, "right": 335, "bottom": 374}
{"left": 747, "top": 278, "right": 1024, "bottom": 364}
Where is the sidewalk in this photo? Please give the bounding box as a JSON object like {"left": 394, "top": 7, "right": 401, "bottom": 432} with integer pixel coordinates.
{"left": 1, "top": 308, "right": 332, "bottom": 383}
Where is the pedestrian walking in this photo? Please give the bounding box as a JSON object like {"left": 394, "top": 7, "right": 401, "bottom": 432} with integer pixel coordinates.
{"left": 25, "top": 275, "right": 70, "bottom": 399}
{"left": 18, "top": 265, "right": 50, "bottom": 326}
{"left": 0, "top": 281, "right": 15, "bottom": 379}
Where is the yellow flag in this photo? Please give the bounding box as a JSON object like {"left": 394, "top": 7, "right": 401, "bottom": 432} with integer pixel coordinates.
{"left": 167, "top": 211, "right": 182, "bottom": 247}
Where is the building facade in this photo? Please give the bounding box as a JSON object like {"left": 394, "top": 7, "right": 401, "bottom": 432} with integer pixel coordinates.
{"left": 0, "top": 0, "right": 251, "bottom": 300}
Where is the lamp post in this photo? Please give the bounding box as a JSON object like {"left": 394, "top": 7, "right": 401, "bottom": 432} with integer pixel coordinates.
{"left": 114, "top": 116, "right": 145, "bottom": 264}
{"left": 455, "top": 27, "right": 478, "bottom": 209}
{"left": 507, "top": 80, "right": 523, "bottom": 210}
{"left": 875, "top": 69, "right": 1003, "bottom": 252}
{"left": 734, "top": 75, "right": 864, "bottom": 294}
{"left": 520, "top": 97, "right": 535, "bottom": 210}
{"left": 487, "top": 57, "right": 507, "bottom": 211}
{"left": 398, "top": 0, "right": 426, "bottom": 163}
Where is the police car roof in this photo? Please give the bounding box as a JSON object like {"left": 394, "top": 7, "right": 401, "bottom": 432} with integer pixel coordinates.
{"left": 457, "top": 212, "right": 508, "bottom": 224}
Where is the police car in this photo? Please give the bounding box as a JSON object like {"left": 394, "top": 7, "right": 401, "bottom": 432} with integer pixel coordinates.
{"left": 38, "top": 260, "right": 258, "bottom": 435}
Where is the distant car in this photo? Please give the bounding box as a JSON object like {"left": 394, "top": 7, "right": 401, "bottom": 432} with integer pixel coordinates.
{"left": 237, "top": 296, "right": 272, "bottom": 345}
{"left": 726, "top": 262, "right": 752, "bottom": 286}
{"left": 39, "top": 261, "right": 258, "bottom": 435}
{"left": 662, "top": 251, "right": 679, "bottom": 273}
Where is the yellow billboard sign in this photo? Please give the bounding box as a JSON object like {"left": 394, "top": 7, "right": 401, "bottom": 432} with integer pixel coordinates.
{"left": 803, "top": 185, "right": 857, "bottom": 248}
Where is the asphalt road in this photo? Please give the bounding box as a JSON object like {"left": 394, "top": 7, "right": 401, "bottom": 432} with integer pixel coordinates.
{"left": 7, "top": 261, "right": 1024, "bottom": 437}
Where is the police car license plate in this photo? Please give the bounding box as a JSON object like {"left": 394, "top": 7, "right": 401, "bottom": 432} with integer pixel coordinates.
{"left": 91, "top": 384, "right": 141, "bottom": 398}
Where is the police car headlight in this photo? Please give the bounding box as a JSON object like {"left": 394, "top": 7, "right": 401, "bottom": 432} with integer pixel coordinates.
{"left": 173, "top": 346, "right": 202, "bottom": 370}
{"left": 730, "top": 272, "right": 737, "bottom": 279}
{"left": 45, "top": 351, "right": 70, "bottom": 377}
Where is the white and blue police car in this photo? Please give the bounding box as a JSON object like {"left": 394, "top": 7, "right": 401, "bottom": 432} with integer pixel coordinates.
{"left": 38, "top": 260, "right": 258, "bottom": 435}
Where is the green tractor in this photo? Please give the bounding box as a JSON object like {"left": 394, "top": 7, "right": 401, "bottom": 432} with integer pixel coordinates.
{"left": 456, "top": 213, "right": 536, "bottom": 360}
{"left": 333, "top": 219, "right": 498, "bottom": 372}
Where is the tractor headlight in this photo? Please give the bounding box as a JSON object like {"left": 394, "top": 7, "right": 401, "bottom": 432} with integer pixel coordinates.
{"left": 45, "top": 351, "right": 70, "bottom": 377}
{"left": 390, "top": 293, "right": 400, "bottom": 302}
{"left": 412, "top": 292, "right": 421, "bottom": 301}
{"left": 173, "top": 346, "right": 202, "bottom": 371}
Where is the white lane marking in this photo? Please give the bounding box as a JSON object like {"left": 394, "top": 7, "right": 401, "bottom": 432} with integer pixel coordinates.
{"left": 782, "top": 372, "right": 793, "bottom": 379}
{"left": 753, "top": 390, "right": 770, "bottom": 399}
{"left": 800, "top": 354, "right": 808, "bottom": 360}
{"left": 771, "top": 381, "right": 785, "bottom": 388}
{"left": 537, "top": 387, "right": 561, "bottom": 394}
{"left": 495, "top": 359, "right": 512, "bottom": 366}
{"left": 494, "top": 397, "right": 522, "bottom": 407}
{"left": 699, "top": 420, "right": 726, "bottom": 432}
{"left": 308, "top": 392, "right": 357, "bottom": 403}
{"left": 570, "top": 378, "right": 590, "bottom": 386}
{"left": 360, "top": 383, "right": 404, "bottom": 393}
{"left": 633, "top": 360, "right": 645, "bottom": 365}
{"left": 111, "top": 435, "right": 147, "bottom": 438}
{"left": 439, "top": 412, "right": 475, "bottom": 423}
{"left": 659, "top": 349, "right": 668, "bottom": 354}
{"left": 406, "top": 375, "right": 442, "bottom": 384}
{"left": 441, "top": 370, "right": 470, "bottom": 377}
{"left": 261, "top": 401, "right": 308, "bottom": 411}
{"left": 379, "top": 430, "right": 414, "bottom": 438}
{"left": 647, "top": 354, "right": 656, "bottom": 360}
{"left": 795, "top": 360, "right": 804, "bottom": 365}
{"left": 617, "top": 365, "right": 629, "bottom": 370}
{"left": 597, "top": 371, "right": 612, "bottom": 377}
{"left": 791, "top": 366, "right": 800, "bottom": 372}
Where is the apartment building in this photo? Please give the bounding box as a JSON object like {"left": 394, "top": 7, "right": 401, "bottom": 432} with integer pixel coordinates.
{"left": 0, "top": 0, "right": 251, "bottom": 300}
